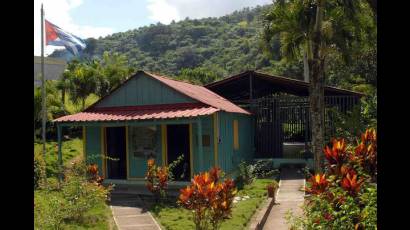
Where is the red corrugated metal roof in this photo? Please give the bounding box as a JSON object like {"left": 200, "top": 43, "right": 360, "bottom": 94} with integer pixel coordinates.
{"left": 54, "top": 103, "right": 219, "bottom": 123}
{"left": 85, "top": 71, "right": 250, "bottom": 115}
{"left": 142, "top": 71, "right": 250, "bottom": 115}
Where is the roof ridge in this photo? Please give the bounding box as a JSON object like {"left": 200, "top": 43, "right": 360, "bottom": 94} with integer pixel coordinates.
{"left": 206, "top": 70, "right": 365, "bottom": 97}
{"left": 89, "top": 102, "right": 209, "bottom": 111}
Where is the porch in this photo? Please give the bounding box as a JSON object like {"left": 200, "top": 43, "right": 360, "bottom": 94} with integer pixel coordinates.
{"left": 55, "top": 117, "right": 210, "bottom": 185}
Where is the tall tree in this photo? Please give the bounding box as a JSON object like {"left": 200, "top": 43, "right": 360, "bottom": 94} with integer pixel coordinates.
{"left": 56, "top": 59, "right": 79, "bottom": 112}
{"left": 262, "top": 0, "right": 315, "bottom": 82}
{"left": 309, "top": 0, "right": 325, "bottom": 172}
{"left": 263, "top": 0, "right": 375, "bottom": 172}
{"left": 68, "top": 63, "right": 97, "bottom": 109}
{"left": 96, "top": 51, "right": 134, "bottom": 97}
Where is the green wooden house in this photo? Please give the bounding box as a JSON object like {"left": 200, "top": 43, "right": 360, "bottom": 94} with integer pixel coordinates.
{"left": 54, "top": 71, "right": 253, "bottom": 184}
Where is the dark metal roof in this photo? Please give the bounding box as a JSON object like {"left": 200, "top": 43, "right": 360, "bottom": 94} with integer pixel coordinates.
{"left": 205, "top": 70, "right": 365, "bottom": 101}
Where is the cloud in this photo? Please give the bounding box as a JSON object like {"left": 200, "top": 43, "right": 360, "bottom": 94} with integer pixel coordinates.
{"left": 146, "top": 0, "right": 272, "bottom": 24}
{"left": 146, "top": 0, "right": 181, "bottom": 24}
{"left": 34, "top": 0, "right": 114, "bottom": 56}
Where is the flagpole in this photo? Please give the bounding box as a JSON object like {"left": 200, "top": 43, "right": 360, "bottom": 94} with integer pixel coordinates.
{"left": 41, "top": 3, "right": 47, "bottom": 182}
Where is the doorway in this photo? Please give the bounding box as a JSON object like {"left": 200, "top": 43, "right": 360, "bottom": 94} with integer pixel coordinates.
{"left": 106, "top": 127, "right": 127, "bottom": 179}
{"left": 167, "top": 124, "right": 191, "bottom": 181}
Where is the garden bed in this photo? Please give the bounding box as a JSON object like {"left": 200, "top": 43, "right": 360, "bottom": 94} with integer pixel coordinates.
{"left": 146, "top": 179, "right": 273, "bottom": 230}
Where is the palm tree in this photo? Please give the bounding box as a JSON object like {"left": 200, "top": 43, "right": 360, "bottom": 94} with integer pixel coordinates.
{"left": 96, "top": 51, "right": 133, "bottom": 97}
{"left": 56, "top": 60, "right": 80, "bottom": 113}
{"left": 262, "top": 0, "right": 315, "bottom": 82}
{"left": 68, "top": 63, "right": 97, "bottom": 110}
{"left": 262, "top": 0, "right": 375, "bottom": 172}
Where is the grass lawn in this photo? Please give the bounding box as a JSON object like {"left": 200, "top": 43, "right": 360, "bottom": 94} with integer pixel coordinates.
{"left": 34, "top": 189, "right": 116, "bottom": 230}
{"left": 34, "top": 138, "right": 84, "bottom": 178}
{"left": 149, "top": 178, "right": 273, "bottom": 230}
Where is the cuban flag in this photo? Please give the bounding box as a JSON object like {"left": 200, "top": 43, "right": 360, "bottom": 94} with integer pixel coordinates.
{"left": 45, "top": 20, "right": 86, "bottom": 56}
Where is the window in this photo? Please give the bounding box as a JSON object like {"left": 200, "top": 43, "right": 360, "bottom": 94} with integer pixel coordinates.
{"left": 129, "top": 126, "right": 158, "bottom": 158}
{"left": 233, "top": 120, "right": 239, "bottom": 150}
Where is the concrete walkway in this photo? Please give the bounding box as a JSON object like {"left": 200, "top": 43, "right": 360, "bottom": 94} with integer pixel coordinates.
{"left": 262, "top": 167, "right": 305, "bottom": 230}
{"left": 110, "top": 194, "right": 161, "bottom": 230}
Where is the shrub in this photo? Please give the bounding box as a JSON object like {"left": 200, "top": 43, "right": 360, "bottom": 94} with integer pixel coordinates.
{"left": 287, "top": 129, "right": 377, "bottom": 229}
{"left": 351, "top": 128, "right": 377, "bottom": 182}
{"left": 62, "top": 175, "right": 109, "bottom": 221}
{"left": 87, "top": 163, "right": 104, "bottom": 185}
{"left": 236, "top": 161, "right": 255, "bottom": 189}
{"left": 305, "top": 174, "right": 329, "bottom": 195}
{"left": 34, "top": 193, "right": 67, "bottom": 229}
{"left": 253, "top": 160, "right": 279, "bottom": 178}
{"left": 145, "top": 156, "right": 184, "bottom": 200}
{"left": 45, "top": 177, "right": 61, "bottom": 191}
{"left": 178, "top": 167, "right": 237, "bottom": 230}
{"left": 146, "top": 158, "right": 169, "bottom": 200}
{"left": 34, "top": 153, "right": 46, "bottom": 189}
{"left": 235, "top": 160, "right": 278, "bottom": 189}
{"left": 70, "top": 159, "right": 87, "bottom": 177}
{"left": 267, "top": 180, "right": 279, "bottom": 199}
{"left": 35, "top": 157, "right": 112, "bottom": 230}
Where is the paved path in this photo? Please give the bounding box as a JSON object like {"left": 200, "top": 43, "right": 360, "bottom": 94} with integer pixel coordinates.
{"left": 110, "top": 194, "right": 161, "bottom": 230}
{"left": 262, "top": 167, "right": 305, "bottom": 230}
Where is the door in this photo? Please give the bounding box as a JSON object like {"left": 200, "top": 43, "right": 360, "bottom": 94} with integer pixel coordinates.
{"left": 106, "top": 127, "right": 127, "bottom": 179}
{"left": 167, "top": 124, "right": 191, "bottom": 181}
{"left": 255, "top": 96, "right": 283, "bottom": 158}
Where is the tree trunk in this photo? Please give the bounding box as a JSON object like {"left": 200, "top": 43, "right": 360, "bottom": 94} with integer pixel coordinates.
{"left": 303, "top": 50, "right": 309, "bottom": 82}
{"left": 309, "top": 59, "right": 325, "bottom": 172}
{"left": 309, "top": 0, "right": 325, "bottom": 173}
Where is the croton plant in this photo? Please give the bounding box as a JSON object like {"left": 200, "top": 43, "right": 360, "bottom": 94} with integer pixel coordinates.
{"left": 289, "top": 128, "right": 377, "bottom": 229}
{"left": 178, "top": 167, "right": 237, "bottom": 230}
{"left": 86, "top": 163, "right": 104, "bottom": 186}
{"left": 145, "top": 158, "right": 169, "bottom": 200}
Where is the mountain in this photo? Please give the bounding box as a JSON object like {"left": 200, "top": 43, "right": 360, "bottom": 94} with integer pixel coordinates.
{"left": 49, "top": 4, "right": 304, "bottom": 80}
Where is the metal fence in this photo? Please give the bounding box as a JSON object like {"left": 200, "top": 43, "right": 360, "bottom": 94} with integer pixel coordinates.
{"left": 254, "top": 95, "right": 360, "bottom": 158}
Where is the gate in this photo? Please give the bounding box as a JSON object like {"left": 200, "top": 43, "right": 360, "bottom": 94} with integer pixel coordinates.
{"left": 254, "top": 95, "right": 359, "bottom": 158}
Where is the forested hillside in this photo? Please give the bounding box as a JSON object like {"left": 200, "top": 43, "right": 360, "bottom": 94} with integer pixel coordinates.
{"left": 50, "top": 5, "right": 303, "bottom": 79}
{"left": 50, "top": 3, "right": 376, "bottom": 93}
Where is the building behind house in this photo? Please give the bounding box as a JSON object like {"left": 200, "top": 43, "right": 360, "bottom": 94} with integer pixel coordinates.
{"left": 34, "top": 56, "right": 67, "bottom": 86}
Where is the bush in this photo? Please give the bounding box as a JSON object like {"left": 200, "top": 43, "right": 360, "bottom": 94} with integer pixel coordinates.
{"left": 178, "top": 167, "right": 237, "bottom": 230}
{"left": 252, "top": 160, "right": 279, "bottom": 178}
{"left": 34, "top": 153, "right": 46, "bottom": 189}
{"left": 235, "top": 160, "right": 278, "bottom": 189}
{"left": 62, "top": 175, "right": 109, "bottom": 221}
{"left": 34, "top": 192, "right": 67, "bottom": 229}
{"left": 267, "top": 180, "right": 279, "bottom": 199}
{"left": 87, "top": 163, "right": 104, "bottom": 185}
{"left": 45, "top": 177, "right": 61, "bottom": 191}
{"left": 287, "top": 129, "right": 377, "bottom": 229}
{"left": 236, "top": 161, "right": 255, "bottom": 189}
{"left": 145, "top": 158, "right": 170, "bottom": 200}
{"left": 145, "top": 155, "right": 184, "bottom": 201}
{"left": 35, "top": 160, "right": 112, "bottom": 229}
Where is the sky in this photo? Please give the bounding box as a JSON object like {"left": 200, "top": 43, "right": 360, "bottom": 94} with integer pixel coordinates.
{"left": 34, "top": 0, "right": 272, "bottom": 56}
